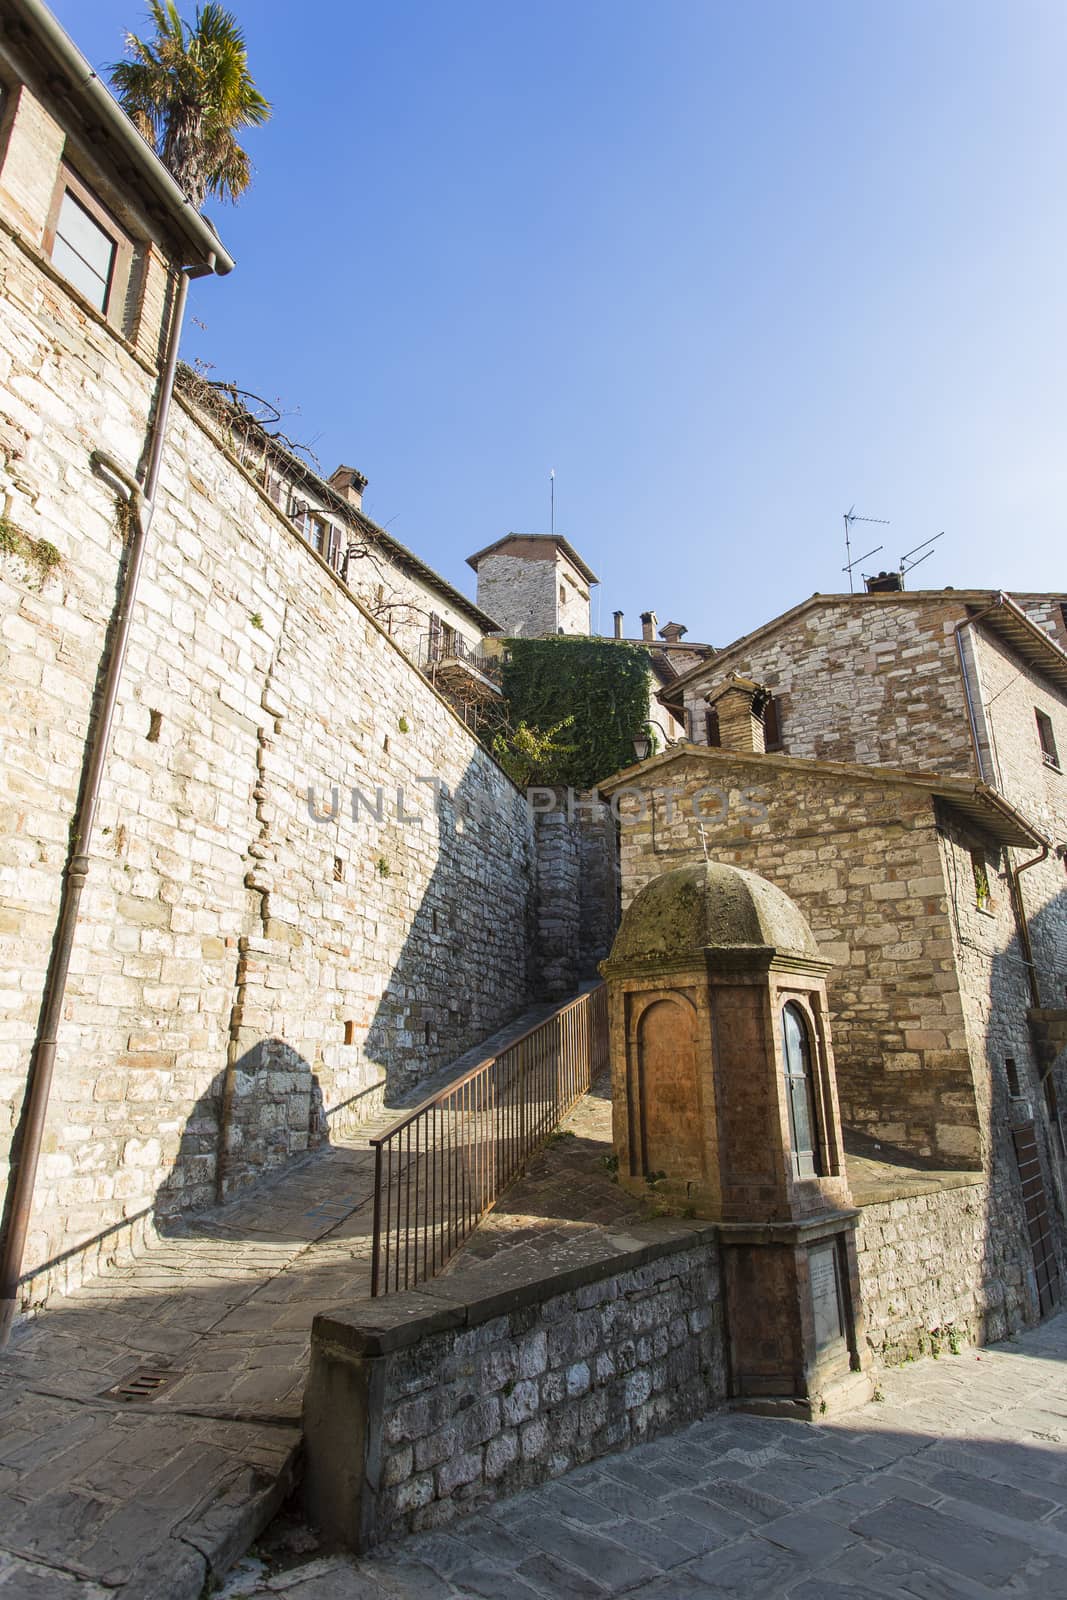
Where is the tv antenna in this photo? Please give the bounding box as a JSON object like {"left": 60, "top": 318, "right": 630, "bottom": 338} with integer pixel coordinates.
{"left": 842, "top": 506, "right": 890, "bottom": 593}
{"left": 550, "top": 468, "right": 556, "bottom": 534}
{"left": 899, "top": 531, "right": 944, "bottom": 582}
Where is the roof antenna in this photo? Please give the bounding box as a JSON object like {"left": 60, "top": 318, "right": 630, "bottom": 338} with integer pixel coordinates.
{"left": 550, "top": 468, "right": 555, "bottom": 534}
{"left": 899, "top": 531, "right": 945, "bottom": 584}
{"left": 842, "top": 505, "right": 890, "bottom": 593}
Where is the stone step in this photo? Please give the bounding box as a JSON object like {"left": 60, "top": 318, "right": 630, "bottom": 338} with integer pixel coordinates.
{"left": 0, "top": 993, "right": 599, "bottom": 1598}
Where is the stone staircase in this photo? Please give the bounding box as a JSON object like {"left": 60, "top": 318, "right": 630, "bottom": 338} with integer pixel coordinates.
{"left": 0, "top": 998, "right": 586, "bottom": 1599}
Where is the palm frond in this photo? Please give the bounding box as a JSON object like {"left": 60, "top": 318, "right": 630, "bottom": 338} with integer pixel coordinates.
{"left": 107, "top": 2, "right": 270, "bottom": 206}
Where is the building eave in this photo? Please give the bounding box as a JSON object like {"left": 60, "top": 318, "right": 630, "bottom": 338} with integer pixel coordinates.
{"left": 466, "top": 533, "right": 600, "bottom": 587}
{"left": 596, "top": 746, "right": 1048, "bottom": 850}
{"left": 5, "top": 0, "right": 235, "bottom": 274}
{"left": 660, "top": 588, "right": 1067, "bottom": 705}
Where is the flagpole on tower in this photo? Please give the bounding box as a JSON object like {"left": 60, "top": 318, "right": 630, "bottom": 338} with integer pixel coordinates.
{"left": 550, "top": 468, "right": 555, "bottom": 534}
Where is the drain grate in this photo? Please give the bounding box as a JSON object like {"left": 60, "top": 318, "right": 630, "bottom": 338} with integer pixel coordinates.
{"left": 100, "top": 1364, "right": 182, "bottom": 1402}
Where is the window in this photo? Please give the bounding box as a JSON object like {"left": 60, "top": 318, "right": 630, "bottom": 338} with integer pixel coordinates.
{"left": 1005, "top": 1058, "right": 1021, "bottom": 1098}
{"left": 44, "top": 169, "right": 133, "bottom": 324}
{"left": 1036, "top": 709, "right": 1060, "bottom": 771}
{"left": 971, "top": 849, "right": 992, "bottom": 912}
{"left": 559, "top": 583, "right": 566, "bottom": 606}
{"left": 291, "top": 503, "right": 341, "bottom": 569}
{"left": 782, "top": 1002, "right": 821, "bottom": 1179}
{"left": 705, "top": 707, "right": 721, "bottom": 747}
{"left": 763, "top": 696, "right": 783, "bottom": 751}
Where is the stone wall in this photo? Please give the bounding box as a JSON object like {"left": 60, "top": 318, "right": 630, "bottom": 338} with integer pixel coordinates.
{"left": 303, "top": 1222, "right": 725, "bottom": 1550}
{"left": 474, "top": 546, "right": 592, "bottom": 639}
{"left": 0, "top": 181, "right": 616, "bottom": 1311}
{"left": 680, "top": 595, "right": 976, "bottom": 776}
{"left": 533, "top": 793, "right": 619, "bottom": 995}
{"left": 612, "top": 749, "right": 982, "bottom": 1165}
{"left": 855, "top": 1178, "right": 1033, "bottom": 1364}
{"left": 976, "top": 624, "right": 1067, "bottom": 1006}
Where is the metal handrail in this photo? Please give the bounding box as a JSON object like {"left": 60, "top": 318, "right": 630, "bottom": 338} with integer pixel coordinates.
{"left": 369, "top": 983, "right": 608, "bottom": 1295}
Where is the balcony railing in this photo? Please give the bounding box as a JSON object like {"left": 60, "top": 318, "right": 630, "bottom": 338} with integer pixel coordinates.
{"left": 370, "top": 984, "right": 609, "bottom": 1295}
{"left": 420, "top": 632, "right": 504, "bottom": 684}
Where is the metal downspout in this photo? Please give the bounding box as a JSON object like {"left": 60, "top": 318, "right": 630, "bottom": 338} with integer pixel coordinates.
{"left": 1011, "top": 843, "right": 1050, "bottom": 1010}
{"left": 953, "top": 593, "right": 1006, "bottom": 785}
{"left": 0, "top": 261, "right": 211, "bottom": 1344}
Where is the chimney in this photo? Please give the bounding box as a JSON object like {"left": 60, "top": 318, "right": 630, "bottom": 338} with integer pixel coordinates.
{"left": 640, "top": 610, "right": 657, "bottom": 642}
{"left": 613, "top": 610, "right": 624, "bottom": 639}
{"left": 328, "top": 464, "right": 368, "bottom": 512}
{"left": 659, "top": 621, "right": 688, "bottom": 643}
{"left": 706, "top": 677, "right": 767, "bottom": 754}
{"left": 864, "top": 570, "right": 904, "bottom": 594}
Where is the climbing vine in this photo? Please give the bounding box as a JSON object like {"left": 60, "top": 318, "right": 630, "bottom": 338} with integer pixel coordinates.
{"left": 499, "top": 637, "right": 654, "bottom": 790}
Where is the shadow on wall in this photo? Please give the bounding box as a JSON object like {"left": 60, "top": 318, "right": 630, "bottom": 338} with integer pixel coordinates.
{"left": 985, "top": 887, "right": 1067, "bottom": 1324}
{"left": 155, "top": 762, "right": 537, "bottom": 1220}
{"left": 359, "top": 763, "right": 537, "bottom": 1107}
{"left": 154, "top": 1046, "right": 328, "bottom": 1220}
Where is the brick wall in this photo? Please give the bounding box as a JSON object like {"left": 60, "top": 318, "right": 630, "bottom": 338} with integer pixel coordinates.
{"left": 303, "top": 1222, "right": 725, "bottom": 1549}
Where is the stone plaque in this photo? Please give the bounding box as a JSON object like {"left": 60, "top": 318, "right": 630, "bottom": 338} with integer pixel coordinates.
{"left": 809, "top": 1241, "right": 844, "bottom": 1350}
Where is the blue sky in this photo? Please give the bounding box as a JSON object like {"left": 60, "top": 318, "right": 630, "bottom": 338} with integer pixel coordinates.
{"left": 53, "top": 1, "right": 1066, "bottom": 646}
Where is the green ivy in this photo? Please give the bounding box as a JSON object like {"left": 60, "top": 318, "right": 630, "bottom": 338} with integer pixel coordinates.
{"left": 499, "top": 637, "right": 654, "bottom": 790}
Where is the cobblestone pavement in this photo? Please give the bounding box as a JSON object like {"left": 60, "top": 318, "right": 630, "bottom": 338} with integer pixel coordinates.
{"left": 224, "top": 1311, "right": 1067, "bottom": 1600}
{"left": 0, "top": 1004, "right": 562, "bottom": 1600}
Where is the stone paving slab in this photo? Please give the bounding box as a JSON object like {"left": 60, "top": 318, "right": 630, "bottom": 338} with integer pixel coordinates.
{"left": 224, "top": 1311, "right": 1067, "bottom": 1600}
{"left": 0, "top": 1002, "right": 563, "bottom": 1599}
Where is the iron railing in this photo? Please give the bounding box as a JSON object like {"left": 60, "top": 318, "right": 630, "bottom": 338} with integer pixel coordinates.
{"left": 421, "top": 632, "right": 504, "bottom": 683}
{"left": 370, "top": 983, "right": 609, "bottom": 1295}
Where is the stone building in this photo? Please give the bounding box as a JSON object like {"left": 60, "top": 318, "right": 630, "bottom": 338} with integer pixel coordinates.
{"left": 468, "top": 533, "right": 598, "bottom": 638}
{"left": 0, "top": 6, "right": 610, "bottom": 1321}
{"left": 468, "top": 532, "right": 714, "bottom": 751}
{"left": 599, "top": 584, "right": 1067, "bottom": 1351}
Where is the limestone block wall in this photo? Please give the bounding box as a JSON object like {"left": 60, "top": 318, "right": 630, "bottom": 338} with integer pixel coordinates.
{"left": 976, "top": 626, "right": 1067, "bottom": 1005}
{"left": 680, "top": 597, "right": 975, "bottom": 775}
{"left": 615, "top": 753, "right": 981, "bottom": 1164}
{"left": 1, "top": 203, "right": 596, "bottom": 1305}
{"left": 476, "top": 552, "right": 560, "bottom": 638}
{"left": 855, "top": 1178, "right": 1033, "bottom": 1363}
{"left": 1015, "top": 594, "right": 1067, "bottom": 653}
{"left": 304, "top": 1223, "right": 725, "bottom": 1549}
{"left": 475, "top": 547, "right": 591, "bottom": 639}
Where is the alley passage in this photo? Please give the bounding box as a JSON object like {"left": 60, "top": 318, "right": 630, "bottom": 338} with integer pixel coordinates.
{"left": 0, "top": 1001, "right": 573, "bottom": 1599}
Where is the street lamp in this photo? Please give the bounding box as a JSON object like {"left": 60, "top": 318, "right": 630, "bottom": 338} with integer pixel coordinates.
{"left": 632, "top": 731, "right": 652, "bottom": 763}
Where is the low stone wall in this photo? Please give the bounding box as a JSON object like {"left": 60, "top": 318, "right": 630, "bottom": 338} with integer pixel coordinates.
{"left": 303, "top": 1221, "right": 725, "bottom": 1550}
{"left": 855, "top": 1178, "right": 1031, "bottom": 1364}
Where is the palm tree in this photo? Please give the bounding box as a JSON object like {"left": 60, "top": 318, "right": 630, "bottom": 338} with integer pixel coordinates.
{"left": 110, "top": 2, "right": 270, "bottom": 208}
